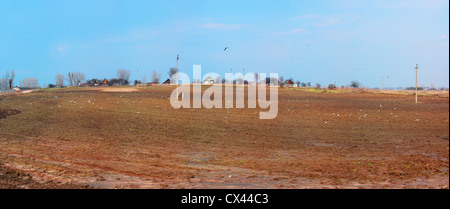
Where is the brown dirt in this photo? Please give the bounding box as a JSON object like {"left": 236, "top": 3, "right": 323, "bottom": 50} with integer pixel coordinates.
{"left": 0, "top": 163, "right": 87, "bottom": 189}
{"left": 0, "top": 109, "right": 21, "bottom": 120}
{"left": 0, "top": 86, "right": 448, "bottom": 189}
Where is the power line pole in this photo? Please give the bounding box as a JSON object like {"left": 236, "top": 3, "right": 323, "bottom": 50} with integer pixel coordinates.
{"left": 415, "top": 64, "right": 419, "bottom": 103}
{"left": 137, "top": 70, "right": 139, "bottom": 87}
{"left": 387, "top": 76, "right": 389, "bottom": 90}
{"left": 177, "top": 55, "right": 179, "bottom": 98}
{"left": 382, "top": 76, "right": 384, "bottom": 89}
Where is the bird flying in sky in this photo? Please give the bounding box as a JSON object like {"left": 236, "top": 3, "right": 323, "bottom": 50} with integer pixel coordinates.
{"left": 224, "top": 47, "right": 229, "bottom": 51}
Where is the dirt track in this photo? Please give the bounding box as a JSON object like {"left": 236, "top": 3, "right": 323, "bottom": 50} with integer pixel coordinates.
{"left": 0, "top": 86, "right": 448, "bottom": 189}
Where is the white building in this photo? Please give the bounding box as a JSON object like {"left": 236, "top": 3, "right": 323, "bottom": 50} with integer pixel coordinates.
{"left": 203, "top": 76, "right": 214, "bottom": 85}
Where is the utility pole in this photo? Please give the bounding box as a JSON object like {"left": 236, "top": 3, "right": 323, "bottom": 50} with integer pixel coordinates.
{"left": 177, "top": 55, "right": 179, "bottom": 98}
{"left": 382, "top": 76, "right": 384, "bottom": 89}
{"left": 137, "top": 70, "right": 139, "bottom": 87}
{"left": 243, "top": 68, "right": 245, "bottom": 85}
{"left": 415, "top": 64, "right": 419, "bottom": 103}
{"left": 387, "top": 76, "right": 389, "bottom": 90}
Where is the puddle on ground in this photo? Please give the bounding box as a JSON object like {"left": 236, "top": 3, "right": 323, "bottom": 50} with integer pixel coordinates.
{"left": 0, "top": 109, "right": 21, "bottom": 120}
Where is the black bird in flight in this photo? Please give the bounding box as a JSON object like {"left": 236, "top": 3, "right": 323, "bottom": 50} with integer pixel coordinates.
{"left": 224, "top": 47, "right": 229, "bottom": 51}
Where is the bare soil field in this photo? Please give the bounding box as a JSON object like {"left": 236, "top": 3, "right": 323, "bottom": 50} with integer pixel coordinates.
{"left": 0, "top": 86, "right": 448, "bottom": 189}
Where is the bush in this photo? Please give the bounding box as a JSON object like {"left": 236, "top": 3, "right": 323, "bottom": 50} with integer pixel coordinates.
{"left": 405, "top": 87, "right": 424, "bottom": 91}
{"left": 328, "top": 84, "right": 337, "bottom": 89}
{"left": 350, "top": 81, "right": 360, "bottom": 88}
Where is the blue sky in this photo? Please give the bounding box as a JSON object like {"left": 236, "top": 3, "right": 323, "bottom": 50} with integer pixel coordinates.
{"left": 0, "top": 0, "right": 448, "bottom": 88}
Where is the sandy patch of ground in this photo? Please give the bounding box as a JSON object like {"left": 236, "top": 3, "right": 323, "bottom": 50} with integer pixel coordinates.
{"left": 21, "top": 90, "right": 35, "bottom": 94}
{"left": 99, "top": 88, "right": 140, "bottom": 93}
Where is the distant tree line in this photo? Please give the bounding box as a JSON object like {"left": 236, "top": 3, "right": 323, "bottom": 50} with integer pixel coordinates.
{"left": 20, "top": 78, "right": 40, "bottom": 89}
{"left": 41, "top": 67, "right": 449, "bottom": 91}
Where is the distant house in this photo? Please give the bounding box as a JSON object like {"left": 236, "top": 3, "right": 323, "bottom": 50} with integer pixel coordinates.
{"left": 13, "top": 87, "right": 20, "bottom": 91}
{"left": 203, "top": 76, "right": 214, "bottom": 85}
{"left": 100, "top": 79, "right": 110, "bottom": 87}
{"left": 282, "top": 79, "right": 295, "bottom": 87}
{"left": 162, "top": 79, "right": 171, "bottom": 85}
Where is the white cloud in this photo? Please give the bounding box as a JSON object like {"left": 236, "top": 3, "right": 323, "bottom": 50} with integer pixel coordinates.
{"left": 274, "top": 28, "right": 308, "bottom": 35}
{"left": 288, "top": 13, "right": 321, "bottom": 21}
{"left": 292, "top": 29, "right": 307, "bottom": 33}
{"left": 289, "top": 13, "right": 355, "bottom": 27}
{"left": 57, "top": 45, "right": 67, "bottom": 52}
{"left": 202, "top": 23, "right": 246, "bottom": 30}
{"left": 373, "top": 0, "right": 447, "bottom": 9}
{"left": 315, "top": 18, "right": 345, "bottom": 26}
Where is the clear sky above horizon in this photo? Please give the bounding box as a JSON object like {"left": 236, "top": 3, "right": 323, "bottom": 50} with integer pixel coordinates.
{"left": 1, "top": 0, "right": 449, "bottom": 88}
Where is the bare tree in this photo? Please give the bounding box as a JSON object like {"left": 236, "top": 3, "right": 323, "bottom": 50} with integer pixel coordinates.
{"left": 215, "top": 76, "right": 222, "bottom": 84}
{"left": 10, "top": 70, "right": 15, "bottom": 89}
{"left": 20, "top": 78, "right": 40, "bottom": 89}
{"left": 266, "top": 77, "right": 278, "bottom": 86}
{"left": 193, "top": 79, "right": 201, "bottom": 84}
{"left": 55, "top": 74, "right": 65, "bottom": 87}
{"left": 0, "top": 71, "right": 13, "bottom": 91}
{"left": 168, "top": 67, "right": 177, "bottom": 82}
{"left": 279, "top": 76, "right": 284, "bottom": 85}
{"left": 117, "top": 69, "right": 131, "bottom": 85}
{"left": 4, "top": 71, "right": 10, "bottom": 90}
{"left": 66, "top": 72, "right": 85, "bottom": 86}
{"left": 67, "top": 72, "right": 73, "bottom": 86}
{"left": 72, "top": 72, "right": 85, "bottom": 86}
{"left": 254, "top": 73, "right": 260, "bottom": 84}
{"left": 151, "top": 70, "right": 161, "bottom": 83}
{"left": 0, "top": 79, "right": 6, "bottom": 91}
{"left": 430, "top": 83, "right": 436, "bottom": 90}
